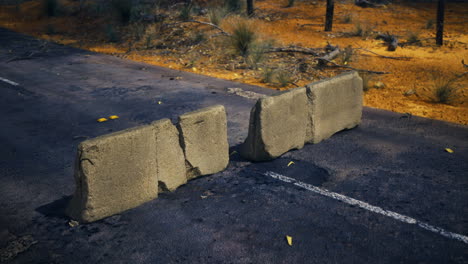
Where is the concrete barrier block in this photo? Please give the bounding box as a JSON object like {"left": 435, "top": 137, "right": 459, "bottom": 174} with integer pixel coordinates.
{"left": 305, "top": 71, "right": 363, "bottom": 144}
{"left": 177, "top": 105, "right": 229, "bottom": 177}
{"left": 66, "top": 124, "right": 158, "bottom": 223}
{"left": 240, "top": 87, "right": 308, "bottom": 161}
{"left": 153, "top": 119, "right": 187, "bottom": 192}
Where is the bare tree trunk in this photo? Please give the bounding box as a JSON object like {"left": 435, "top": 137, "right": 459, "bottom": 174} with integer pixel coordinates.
{"left": 325, "top": 0, "right": 334, "bottom": 32}
{"left": 436, "top": 0, "right": 445, "bottom": 46}
{"left": 247, "top": 0, "right": 254, "bottom": 16}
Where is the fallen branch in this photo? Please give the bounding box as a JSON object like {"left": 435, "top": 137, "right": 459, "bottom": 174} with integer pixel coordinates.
{"left": 7, "top": 49, "right": 44, "bottom": 63}
{"left": 356, "top": 48, "right": 412, "bottom": 60}
{"left": 355, "top": 0, "right": 385, "bottom": 8}
{"left": 317, "top": 46, "right": 341, "bottom": 66}
{"left": 266, "top": 46, "right": 321, "bottom": 56}
{"left": 398, "top": 37, "right": 432, "bottom": 47}
{"left": 6, "top": 54, "right": 37, "bottom": 63}
{"left": 376, "top": 33, "right": 398, "bottom": 51}
{"left": 455, "top": 71, "right": 468, "bottom": 79}
{"left": 319, "top": 58, "right": 390, "bottom": 74}
{"left": 166, "top": 20, "right": 231, "bottom": 36}
{"left": 6, "top": 41, "right": 49, "bottom": 63}
{"left": 299, "top": 23, "right": 324, "bottom": 28}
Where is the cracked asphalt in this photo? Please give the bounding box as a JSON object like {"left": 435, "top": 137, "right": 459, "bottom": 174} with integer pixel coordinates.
{"left": 1, "top": 28, "right": 467, "bottom": 264}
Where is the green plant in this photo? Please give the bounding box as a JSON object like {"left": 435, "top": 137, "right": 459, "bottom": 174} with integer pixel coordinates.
{"left": 298, "top": 60, "right": 308, "bottom": 73}
{"left": 406, "top": 31, "right": 420, "bottom": 44}
{"left": 425, "top": 19, "right": 434, "bottom": 29}
{"left": 191, "top": 31, "right": 206, "bottom": 45}
{"left": 131, "top": 22, "right": 147, "bottom": 41}
{"left": 287, "top": 0, "right": 295, "bottom": 8}
{"left": 247, "top": 47, "right": 264, "bottom": 69}
{"left": 431, "top": 74, "right": 459, "bottom": 104}
{"left": 340, "top": 45, "right": 354, "bottom": 64}
{"left": 247, "top": 41, "right": 272, "bottom": 69}
{"left": 261, "top": 68, "right": 275, "bottom": 84}
{"left": 352, "top": 21, "right": 374, "bottom": 38}
{"left": 184, "top": 53, "right": 199, "bottom": 68}
{"left": 43, "top": 0, "right": 58, "bottom": 16}
{"left": 145, "top": 35, "right": 153, "bottom": 49}
{"left": 105, "top": 24, "right": 120, "bottom": 42}
{"left": 342, "top": 12, "right": 352, "bottom": 24}
{"left": 276, "top": 69, "right": 292, "bottom": 87}
{"left": 208, "top": 7, "right": 227, "bottom": 26}
{"left": 353, "top": 22, "right": 363, "bottom": 36}
{"left": 230, "top": 21, "right": 257, "bottom": 57}
{"left": 360, "top": 72, "right": 375, "bottom": 92}
{"left": 112, "top": 0, "right": 133, "bottom": 24}
{"left": 179, "top": 3, "right": 193, "bottom": 21}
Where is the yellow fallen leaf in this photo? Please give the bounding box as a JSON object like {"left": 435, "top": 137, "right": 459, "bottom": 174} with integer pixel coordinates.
{"left": 97, "top": 118, "right": 108, "bottom": 122}
{"left": 109, "top": 115, "right": 119, "bottom": 120}
{"left": 158, "top": 101, "right": 162, "bottom": 105}
{"left": 286, "top": 235, "right": 292, "bottom": 246}
{"left": 68, "top": 220, "right": 79, "bottom": 227}
{"left": 287, "top": 161, "right": 295, "bottom": 167}
{"left": 445, "top": 148, "right": 454, "bottom": 153}
{"left": 192, "top": 67, "right": 197, "bottom": 72}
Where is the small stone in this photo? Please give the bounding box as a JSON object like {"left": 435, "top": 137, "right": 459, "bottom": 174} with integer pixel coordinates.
{"left": 403, "top": 89, "right": 416, "bottom": 96}
{"left": 373, "top": 81, "right": 385, "bottom": 89}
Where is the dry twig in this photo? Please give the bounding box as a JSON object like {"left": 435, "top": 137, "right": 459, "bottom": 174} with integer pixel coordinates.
{"left": 266, "top": 46, "right": 321, "bottom": 56}
{"left": 166, "top": 20, "right": 230, "bottom": 36}
{"left": 319, "top": 58, "right": 390, "bottom": 74}
{"left": 356, "top": 47, "right": 412, "bottom": 60}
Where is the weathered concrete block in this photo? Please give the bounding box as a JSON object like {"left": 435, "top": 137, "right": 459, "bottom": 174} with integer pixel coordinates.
{"left": 177, "top": 105, "right": 229, "bottom": 178}
{"left": 66, "top": 124, "right": 158, "bottom": 223}
{"left": 240, "top": 87, "right": 308, "bottom": 161}
{"left": 305, "top": 71, "right": 363, "bottom": 144}
{"left": 153, "top": 119, "right": 187, "bottom": 193}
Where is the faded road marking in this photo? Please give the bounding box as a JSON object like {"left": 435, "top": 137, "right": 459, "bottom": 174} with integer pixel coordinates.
{"left": 264, "top": 171, "right": 468, "bottom": 245}
{"left": 0, "top": 77, "right": 19, "bottom": 86}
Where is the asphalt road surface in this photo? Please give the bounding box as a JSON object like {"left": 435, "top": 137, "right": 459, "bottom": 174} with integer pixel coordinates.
{"left": 1, "top": 28, "right": 467, "bottom": 264}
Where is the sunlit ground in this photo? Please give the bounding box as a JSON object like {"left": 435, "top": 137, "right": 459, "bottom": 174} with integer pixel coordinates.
{"left": 1, "top": 0, "right": 467, "bottom": 124}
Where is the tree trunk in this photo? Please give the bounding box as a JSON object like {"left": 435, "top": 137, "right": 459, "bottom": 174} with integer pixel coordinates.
{"left": 247, "top": 0, "right": 254, "bottom": 16}
{"left": 325, "top": 0, "right": 334, "bottom": 32}
{"left": 436, "top": 0, "right": 445, "bottom": 46}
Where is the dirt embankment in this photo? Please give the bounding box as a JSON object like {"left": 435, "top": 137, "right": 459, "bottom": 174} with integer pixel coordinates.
{"left": 1, "top": 0, "right": 467, "bottom": 124}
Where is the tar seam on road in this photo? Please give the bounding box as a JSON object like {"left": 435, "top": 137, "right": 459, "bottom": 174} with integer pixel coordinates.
{"left": 264, "top": 171, "right": 468, "bottom": 245}
{"left": 0, "top": 77, "right": 19, "bottom": 86}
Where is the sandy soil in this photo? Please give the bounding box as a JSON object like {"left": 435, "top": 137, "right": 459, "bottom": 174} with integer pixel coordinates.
{"left": 1, "top": 0, "right": 467, "bottom": 124}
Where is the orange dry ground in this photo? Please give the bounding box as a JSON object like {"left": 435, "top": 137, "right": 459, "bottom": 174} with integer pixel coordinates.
{"left": 1, "top": 0, "right": 467, "bottom": 124}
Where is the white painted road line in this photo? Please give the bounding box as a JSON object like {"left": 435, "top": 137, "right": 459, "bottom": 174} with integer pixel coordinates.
{"left": 264, "top": 171, "right": 468, "bottom": 245}
{"left": 0, "top": 77, "right": 19, "bottom": 86}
